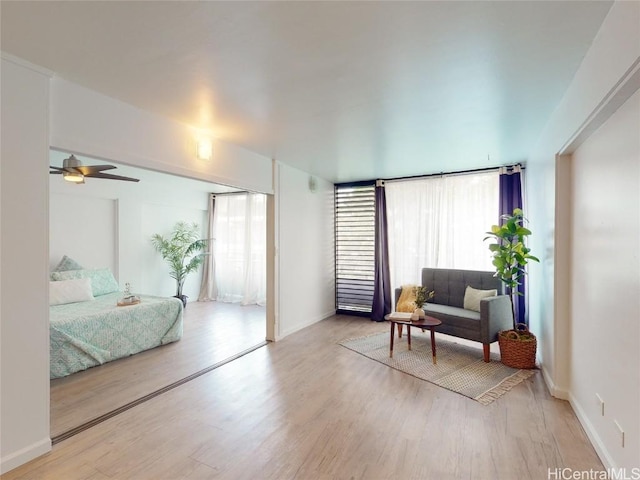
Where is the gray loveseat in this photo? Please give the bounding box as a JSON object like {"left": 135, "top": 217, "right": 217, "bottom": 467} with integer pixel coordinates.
{"left": 394, "top": 268, "right": 512, "bottom": 362}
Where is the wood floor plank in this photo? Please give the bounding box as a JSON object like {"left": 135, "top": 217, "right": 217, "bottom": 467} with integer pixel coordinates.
{"left": 6, "top": 315, "right": 603, "bottom": 480}
{"left": 50, "top": 301, "right": 266, "bottom": 437}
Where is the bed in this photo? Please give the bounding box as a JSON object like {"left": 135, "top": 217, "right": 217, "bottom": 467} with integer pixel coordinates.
{"left": 50, "top": 291, "right": 183, "bottom": 379}
{"left": 49, "top": 257, "right": 183, "bottom": 379}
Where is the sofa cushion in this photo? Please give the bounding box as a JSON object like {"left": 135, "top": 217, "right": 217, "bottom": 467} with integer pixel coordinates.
{"left": 424, "top": 303, "right": 481, "bottom": 333}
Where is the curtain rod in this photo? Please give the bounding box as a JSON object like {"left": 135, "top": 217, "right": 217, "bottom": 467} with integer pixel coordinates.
{"left": 209, "top": 191, "right": 251, "bottom": 198}
{"left": 335, "top": 164, "right": 524, "bottom": 187}
{"left": 384, "top": 164, "right": 524, "bottom": 183}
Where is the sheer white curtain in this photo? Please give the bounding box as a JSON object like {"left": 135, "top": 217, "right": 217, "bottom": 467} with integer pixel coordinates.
{"left": 386, "top": 171, "right": 499, "bottom": 289}
{"left": 213, "top": 193, "right": 266, "bottom": 305}
{"left": 198, "top": 194, "right": 216, "bottom": 302}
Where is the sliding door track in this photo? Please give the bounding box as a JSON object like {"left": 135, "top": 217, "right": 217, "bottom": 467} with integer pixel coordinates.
{"left": 52, "top": 341, "right": 269, "bottom": 445}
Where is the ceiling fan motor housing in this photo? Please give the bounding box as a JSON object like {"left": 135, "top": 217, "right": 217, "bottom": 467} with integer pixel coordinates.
{"left": 63, "top": 155, "right": 81, "bottom": 169}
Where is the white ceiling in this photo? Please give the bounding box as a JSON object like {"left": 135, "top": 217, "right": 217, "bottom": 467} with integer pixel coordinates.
{"left": 1, "top": 1, "right": 612, "bottom": 183}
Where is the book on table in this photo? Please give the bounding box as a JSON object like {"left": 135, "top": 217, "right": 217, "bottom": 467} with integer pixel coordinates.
{"left": 387, "top": 312, "right": 413, "bottom": 321}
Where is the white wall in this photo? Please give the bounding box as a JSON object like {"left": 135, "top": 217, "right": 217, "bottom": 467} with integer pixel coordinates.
{"left": 276, "top": 163, "right": 335, "bottom": 338}
{"left": 0, "top": 57, "right": 52, "bottom": 473}
{"left": 0, "top": 63, "right": 278, "bottom": 473}
{"left": 49, "top": 166, "right": 210, "bottom": 299}
{"left": 570, "top": 89, "right": 639, "bottom": 469}
{"left": 2, "top": 59, "right": 338, "bottom": 473}
{"left": 526, "top": 0, "right": 640, "bottom": 469}
{"left": 527, "top": 0, "right": 640, "bottom": 393}
{"left": 50, "top": 78, "right": 273, "bottom": 195}
{"left": 49, "top": 194, "right": 117, "bottom": 273}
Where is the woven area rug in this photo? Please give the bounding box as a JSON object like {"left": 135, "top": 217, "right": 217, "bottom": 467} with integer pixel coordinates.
{"left": 340, "top": 331, "right": 536, "bottom": 405}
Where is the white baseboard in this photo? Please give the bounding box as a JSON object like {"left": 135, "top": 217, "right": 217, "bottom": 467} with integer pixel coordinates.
{"left": 540, "top": 364, "right": 569, "bottom": 400}
{"left": 0, "top": 437, "right": 51, "bottom": 475}
{"left": 539, "top": 362, "right": 617, "bottom": 470}
{"left": 277, "top": 309, "right": 334, "bottom": 340}
{"left": 568, "top": 393, "right": 616, "bottom": 469}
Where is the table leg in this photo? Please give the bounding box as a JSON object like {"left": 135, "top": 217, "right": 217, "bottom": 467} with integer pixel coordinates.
{"left": 407, "top": 325, "right": 412, "bottom": 351}
{"left": 430, "top": 326, "right": 437, "bottom": 364}
{"left": 389, "top": 321, "right": 395, "bottom": 358}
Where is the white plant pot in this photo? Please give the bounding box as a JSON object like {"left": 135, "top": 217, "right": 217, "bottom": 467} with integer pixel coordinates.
{"left": 412, "top": 307, "right": 425, "bottom": 321}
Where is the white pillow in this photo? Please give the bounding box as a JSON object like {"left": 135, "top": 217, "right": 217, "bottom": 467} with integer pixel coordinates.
{"left": 49, "top": 278, "right": 95, "bottom": 306}
{"left": 463, "top": 285, "right": 497, "bottom": 312}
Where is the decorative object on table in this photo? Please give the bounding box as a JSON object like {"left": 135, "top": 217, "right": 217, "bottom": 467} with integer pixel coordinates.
{"left": 485, "top": 208, "right": 539, "bottom": 369}
{"left": 151, "top": 221, "right": 209, "bottom": 307}
{"left": 340, "top": 332, "right": 535, "bottom": 405}
{"left": 396, "top": 285, "right": 434, "bottom": 320}
{"left": 117, "top": 282, "right": 141, "bottom": 306}
{"left": 410, "top": 286, "right": 434, "bottom": 321}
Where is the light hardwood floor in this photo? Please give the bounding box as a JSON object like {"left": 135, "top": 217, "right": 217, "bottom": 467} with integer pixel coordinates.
{"left": 50, "top": 301, "right": 266, "bottom": 437}
{"left": 9, "top": 315, "right": 602, "bottom": 480}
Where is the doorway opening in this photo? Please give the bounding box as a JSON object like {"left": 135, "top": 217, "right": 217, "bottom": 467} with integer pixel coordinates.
{"left": 48, "top": 150, "right": 269, "bottom": 439}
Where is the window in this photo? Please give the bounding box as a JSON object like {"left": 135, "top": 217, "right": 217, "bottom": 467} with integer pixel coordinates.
{"left": 335, "top": 183, "right": 375, "bottom": 314}
{"left": 213, "top": 193, "right": 267, "bottom": 305}
{"left": 385, "top": 171, "right": 499, "bottom": 289}
{"left": 334, "top": 172, "right": 500, "bottom": 315}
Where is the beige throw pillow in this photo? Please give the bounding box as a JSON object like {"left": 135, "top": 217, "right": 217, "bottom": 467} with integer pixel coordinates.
{"left": 463, "top": 285, "right": 497, "bottom": 312}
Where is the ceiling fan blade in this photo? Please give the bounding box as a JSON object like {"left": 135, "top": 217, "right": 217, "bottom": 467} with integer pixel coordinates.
{"left": 87, "top": 172, "right": 140, "bottom": 182}
{"left": 76, "top": 165, "right": 117, "bottom": 175}
{"left": 52, "top": 159, "right": 138, "bottom": 183}
{"left": 52, "top": 165, "right": 85, "bottom": 174}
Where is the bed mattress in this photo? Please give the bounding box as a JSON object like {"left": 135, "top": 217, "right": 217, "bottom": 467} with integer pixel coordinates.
{"left": 50, "top": 292, "right": 183, "bottom": 379}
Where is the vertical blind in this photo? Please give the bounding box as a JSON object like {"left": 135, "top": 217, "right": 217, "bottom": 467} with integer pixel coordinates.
{"left": 335, "top": 183, "right": 376, "bottom": 314}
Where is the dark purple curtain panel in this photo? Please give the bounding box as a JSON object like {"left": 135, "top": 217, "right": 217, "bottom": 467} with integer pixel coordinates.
{"left": 371, "top": 182, "right": 391, "bottom": 321}
{"left": 499, "top": 167, "right": 526, "bottom": 325}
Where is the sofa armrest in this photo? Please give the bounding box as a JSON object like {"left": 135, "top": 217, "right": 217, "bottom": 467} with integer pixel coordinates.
{"left": 479, "top": 295, "right": 513, "bottom": 343}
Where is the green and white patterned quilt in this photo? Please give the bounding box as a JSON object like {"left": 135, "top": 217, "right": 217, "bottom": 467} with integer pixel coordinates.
{"left": 50, "top": 292, "right": 183, "bottom": 379}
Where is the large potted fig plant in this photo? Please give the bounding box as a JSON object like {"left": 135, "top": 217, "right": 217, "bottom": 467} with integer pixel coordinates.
{"left": 151, "top": 221, "right": 208, "bottom": 307}
{"left": 485, "top": 208, "right": 539, "bottom": 368}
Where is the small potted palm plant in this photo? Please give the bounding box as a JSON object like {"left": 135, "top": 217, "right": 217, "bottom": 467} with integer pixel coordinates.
{"left": 485, "top": 208, "right": 539, "bottom": 368}
{"left": 151, "top": 221, "right": 208, "bottom": 307}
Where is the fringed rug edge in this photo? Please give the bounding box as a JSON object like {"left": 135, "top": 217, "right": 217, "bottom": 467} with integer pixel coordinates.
{"left": 474, "top": 368, "right": 537, "bottom": 405}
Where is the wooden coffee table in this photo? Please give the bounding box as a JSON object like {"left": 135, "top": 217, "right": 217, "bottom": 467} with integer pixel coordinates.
{"left": 384, "top": 313, "right": 442, "bottom": 364}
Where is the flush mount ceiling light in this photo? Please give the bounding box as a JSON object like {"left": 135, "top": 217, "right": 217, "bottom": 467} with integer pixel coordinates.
{"left": 196, "top": 139, "right": 213, "bottom": 160}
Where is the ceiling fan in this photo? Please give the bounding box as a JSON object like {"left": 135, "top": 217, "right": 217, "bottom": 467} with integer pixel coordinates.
{"left": 50, "top": 155, "right": 140, "bottom": 184}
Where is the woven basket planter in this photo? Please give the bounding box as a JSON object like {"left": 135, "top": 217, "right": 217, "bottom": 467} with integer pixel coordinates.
{"left": 498, "top": 323, "right": 537, "bottom": 369}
